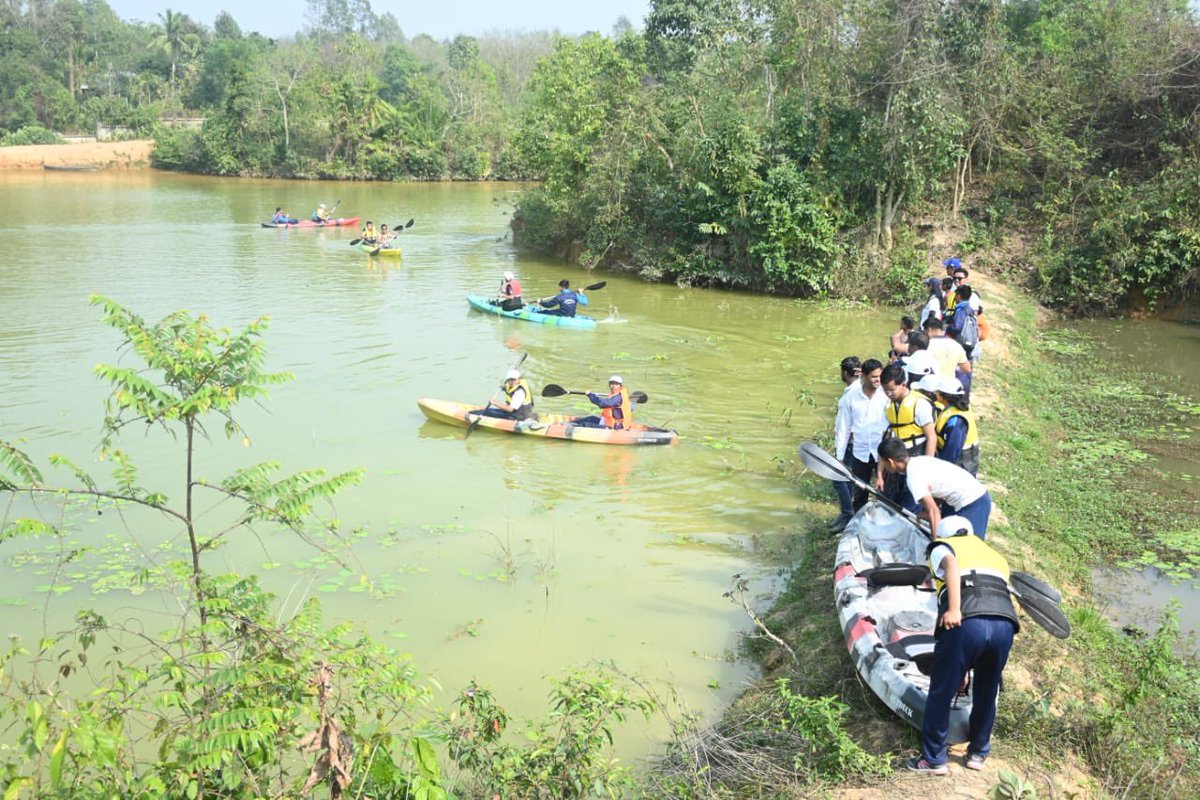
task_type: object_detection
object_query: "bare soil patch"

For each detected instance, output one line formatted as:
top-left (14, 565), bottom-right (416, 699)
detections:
top-left (0, 139), bottom-right (154, 170)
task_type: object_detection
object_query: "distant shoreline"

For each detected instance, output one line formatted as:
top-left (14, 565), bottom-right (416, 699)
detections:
top-left (0, 139), bottom-right (154, 170)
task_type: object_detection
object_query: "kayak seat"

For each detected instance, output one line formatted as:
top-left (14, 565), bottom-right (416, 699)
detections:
top-left (886, 635), bottom-right (936, 675)
top-left (859, 563), bottom-right (931, 588)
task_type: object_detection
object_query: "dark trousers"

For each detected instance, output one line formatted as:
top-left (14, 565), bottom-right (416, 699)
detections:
top-left (921, 615), bottom-right (1015, 765)
top-left (845, 453), bottom-right (877, 511)
top-left (472, 407), bottom-right (518, 420)
top-left (500, 298), bottom-right (523, 311)
top-left (941, 492), bottom-right (992, 540)
top-left (537, 307), bottom-right (574, 317)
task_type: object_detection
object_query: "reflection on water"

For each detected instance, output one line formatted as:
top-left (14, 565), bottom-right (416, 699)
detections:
top-left (0, 172), bottom-right (895, 756)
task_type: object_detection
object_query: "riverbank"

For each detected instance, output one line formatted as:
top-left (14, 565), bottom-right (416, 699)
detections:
top-left (0, 139), bottom-right (154, 170)
top-left (658, 260), bottom-right (1200, 798)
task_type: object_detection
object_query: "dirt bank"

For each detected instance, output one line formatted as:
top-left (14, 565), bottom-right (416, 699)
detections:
top-left (0, 140), bottom-right (154, 170)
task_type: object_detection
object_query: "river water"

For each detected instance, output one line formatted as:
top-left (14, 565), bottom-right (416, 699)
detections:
top-left (0, 170), bottom-right (896, 752)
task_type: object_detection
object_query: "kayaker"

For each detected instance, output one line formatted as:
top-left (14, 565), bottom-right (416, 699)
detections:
top-left (907, 514), bottom-right (1018, 775)
top-left (933, 376), bottom-right (980, 475)
top-left (272, 207), bottom-right (297, 224)
top-left (574, 376), bottom-right (632, 430)
top-left (312, 203), bottom-right (331, 223)
top-left (497, 271), bottom-right (523, 311)
top-left (829, 355), bottom-right (863, 531)
top-left (471, 369), bottom-right (535, 421)
top-left (360, 221), bottom-right (378, 245)
top-left (377, 224), bottom-right (395, 246)
top-left (834, 358), bottom-right (889, 512)
top-left (877, 438), bottom-right (993, 540)
top-left (536, 279), bottom-right (579, 317)
top-left (888, 316), bottom-right (915, 361)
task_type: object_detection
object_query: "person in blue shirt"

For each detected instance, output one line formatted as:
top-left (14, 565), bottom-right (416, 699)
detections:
top-left (272, 207), bottom-right (298, 224)
top-left (536, 279), bottom-right (580, 317)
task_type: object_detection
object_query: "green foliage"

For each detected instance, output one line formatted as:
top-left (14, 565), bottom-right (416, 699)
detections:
top-left (775, 681), bottom-right (890, 782)
top-left (1, 126), bottom-right (63, 146)
top-left (989, 769), bottom-right (1040, 800)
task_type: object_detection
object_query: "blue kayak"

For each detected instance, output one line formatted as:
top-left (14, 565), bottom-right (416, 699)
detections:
top-left (466, 295), bottom-right (598, 330)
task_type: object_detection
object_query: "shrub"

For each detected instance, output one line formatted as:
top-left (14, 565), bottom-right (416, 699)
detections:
top-left (1, 126), bottom-right (63, 146)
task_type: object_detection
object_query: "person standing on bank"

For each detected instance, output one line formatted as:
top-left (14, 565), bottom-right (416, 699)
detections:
top-left (877, 438), bottom-right (993, 540)
top-left (907, 515), bottom-right (1018, 775)
top-left (829, 356), bottom-right (863, 532)
top-left (933, 376), bottom-right (980, 475)
top-left (834, 358), bottom-right (889, 513)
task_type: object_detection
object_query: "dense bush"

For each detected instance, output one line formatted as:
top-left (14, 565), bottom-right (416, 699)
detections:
top-left (1, 126), bottom-right (63, 146)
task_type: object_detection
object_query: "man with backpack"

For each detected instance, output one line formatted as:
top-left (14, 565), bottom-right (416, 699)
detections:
top-left (947, 285), bottom-right (981, 358)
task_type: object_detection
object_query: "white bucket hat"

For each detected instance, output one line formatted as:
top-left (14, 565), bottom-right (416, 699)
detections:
top-left (608, 375), bottom-right (623, 384)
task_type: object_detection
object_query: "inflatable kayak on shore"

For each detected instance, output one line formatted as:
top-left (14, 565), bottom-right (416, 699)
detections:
top-left (466, 295), bottom-right (597, 330)
top-left (261, 217), bottom-right (361, 228)
top-left (834, 502), bottom-right (976, 743)
top-left (361, 243), bottom-right (401, 257)
top-left (417, 398), bottom-right (677, 445)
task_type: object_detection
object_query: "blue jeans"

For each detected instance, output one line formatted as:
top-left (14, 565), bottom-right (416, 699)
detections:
top-left (921, 615), bottom-right (1015, 765)
top-left (940, 492), bottom-right (992, 539)
top-left (834, 476), bottom-right (854, 517)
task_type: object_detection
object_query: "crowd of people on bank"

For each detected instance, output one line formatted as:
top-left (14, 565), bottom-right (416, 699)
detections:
top-left (829, 257), bottom-right (1023, 777)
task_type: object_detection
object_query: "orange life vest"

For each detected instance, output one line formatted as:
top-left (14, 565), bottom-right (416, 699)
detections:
top-left (601, 387), bottom-right (632, 430)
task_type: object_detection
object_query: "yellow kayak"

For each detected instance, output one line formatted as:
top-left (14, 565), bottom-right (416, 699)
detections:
top-left (417, 398), bottom-right (678, 445)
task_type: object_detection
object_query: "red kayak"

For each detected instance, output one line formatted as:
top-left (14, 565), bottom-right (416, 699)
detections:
top-left (261, 216), bottom-right (361, 229)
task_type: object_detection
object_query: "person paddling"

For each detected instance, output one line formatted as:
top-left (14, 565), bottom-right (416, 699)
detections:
top-left (360, 221), bottom-right (378, 246)
top-left (535, 279), bottom-right (580, 317)
top-left (312, 203), bottom-right (332, 224)
top-left (574, 376), bottom-right (633, 430)
top-left (273, 207), bottom-right (297, 224)
top-left (377, 224), bottom-right (395, 247)
top-left (471, 369), bottom-right (535, 421)
top-left (496, 271), bottom-right (523, 311)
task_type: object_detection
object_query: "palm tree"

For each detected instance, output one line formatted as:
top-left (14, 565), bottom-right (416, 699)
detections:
top-left (149, 9), bottom-right (197, 89)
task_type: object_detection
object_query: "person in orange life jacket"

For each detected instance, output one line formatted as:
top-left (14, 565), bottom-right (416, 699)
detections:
top-left (536, 279), bottom-right (579, 317)
top-left (273, 207), bottom-right (298, 224)
top-left (906, 515), bottom-right (1017, 775)
top-left (471, 369), bottom-right (535, 421)
top-left (877, 363), bottom-right (937, 511)
top-left (496, 271), bottom-right (523, 311)
top-left (360, 221), bottom-right (378, 245)
top-left (573, 376), bottom-right (633, 429)
top-left (877, 437), bottom-right (993, 540)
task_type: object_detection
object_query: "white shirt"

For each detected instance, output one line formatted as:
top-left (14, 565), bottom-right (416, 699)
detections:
top-left (927, 336), bottom-right (968, 379)
top-left (905, 455), bottom-right (987, 509)
top-left (508, 386), bottom-right (528, 408)
top-left (919, 295), bottom-right (942, 328)
top-left (835, 382), bottom-right (889, 462)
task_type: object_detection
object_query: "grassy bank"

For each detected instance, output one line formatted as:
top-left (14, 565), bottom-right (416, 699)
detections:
top-left (650, 277), bottom-right (1200, 798)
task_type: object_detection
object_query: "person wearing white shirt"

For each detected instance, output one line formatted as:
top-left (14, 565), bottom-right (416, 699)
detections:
top-left (919, 276), bottom-right (944, 329)
top-left (829, 356), bottom-right (863, 531)
top-left (877, 439), bottom-right (993, 539)
top-left (834, 358), bottom-right (889, 513)
top-left (925, 317), bottom-right (972, 389)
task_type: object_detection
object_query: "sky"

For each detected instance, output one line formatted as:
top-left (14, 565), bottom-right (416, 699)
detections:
top-left (105, 0), bottom-right (653, 40)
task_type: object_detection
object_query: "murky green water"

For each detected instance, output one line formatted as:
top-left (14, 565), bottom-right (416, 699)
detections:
top-left (0, 171), bottom-right (896, 753)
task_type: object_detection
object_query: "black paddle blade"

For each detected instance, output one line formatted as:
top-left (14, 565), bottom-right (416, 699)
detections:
top-left (1012, 587), bottom-right (1071, 639)
top-left (584, 281), bottom-right (607, 291)
top-left (541, 384), bottom-right (568, 397)
top-left (405, 218), bottom-right (414, 228)
top-left (349, 238), bottom-right (362, 246)
top-left (1011, 571), bottom-right (1062, 605)
top-left (630, 391), bottom-right (649, 404)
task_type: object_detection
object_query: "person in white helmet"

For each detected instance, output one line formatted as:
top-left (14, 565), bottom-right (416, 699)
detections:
top-left (471, 368), bottom-right (535, 421)
top-left (312, 203), bottom-right (331, 223)
top-left (573, 376), bottom-right (633, 430)
top-left (496, 271), bottom-right (523, 311)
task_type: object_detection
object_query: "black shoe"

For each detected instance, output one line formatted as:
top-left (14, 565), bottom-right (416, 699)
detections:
top-left (828, 513), bottom-right (852, 533)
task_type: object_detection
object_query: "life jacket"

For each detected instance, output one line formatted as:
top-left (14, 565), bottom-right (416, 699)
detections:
top-left (927, 534), bottom-right (1019, 630)
top-left (936, 406), bottom-right (980, 474)
top-left (886, 391), bottom-right (932, 452)
top-left (601, 387), bottom-right (632, 430)
top-left (501, 278), bottom-right (522, 298)
top-left (361, 226), bottom-right (377, 243)
top-left (503, 379), bottom-right (535, 421)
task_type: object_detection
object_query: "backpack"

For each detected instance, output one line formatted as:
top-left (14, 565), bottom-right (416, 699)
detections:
top-left (958, 307), bottom-right (980, 350)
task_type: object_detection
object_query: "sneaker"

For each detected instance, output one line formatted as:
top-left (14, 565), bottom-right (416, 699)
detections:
top-left (965, 753), bottom-right (987, 771)
top-left (905, 756), bottom-right (948, 775)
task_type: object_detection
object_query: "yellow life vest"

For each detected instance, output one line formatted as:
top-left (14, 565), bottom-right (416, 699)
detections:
top-left (886, 391), bottom-right (931, 450)
top-left (928, 534), bottom-right (1019, 628)
top-left (503, 379), bottom-right (535, 420)
top-left (935, 406), bottom-right (979, 450)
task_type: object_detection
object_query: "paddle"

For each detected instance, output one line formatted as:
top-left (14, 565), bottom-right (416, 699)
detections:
top-left (317, 199), bottom-right (341, 226)
top-left (798, 442), bottom-right (930, 534)
top-left (1010, 584), bottom-right (1071, 639)
top-left (541, 384), bottom-right (649, 404)
top-left (465, 352), bottom-right (528, 439)
top-left (1011, 571), bottom-right (1062, 605)
top-left (537, 281), bottom-right (607, 305)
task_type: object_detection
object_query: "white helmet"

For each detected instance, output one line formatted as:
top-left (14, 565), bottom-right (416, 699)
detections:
top-left (937, 376), bottom-right (966, 396)
top-left (608, 375), bottom-right (623, 384)
top-left (505, 369), bottom-right (521, 381)
top-left (937, 515), bottom-right (974, 538)
top-left (503, 271), bottom-right (515, 280)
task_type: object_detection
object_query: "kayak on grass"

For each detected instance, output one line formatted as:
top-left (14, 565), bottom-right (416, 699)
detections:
top-left (417, 398), bottom-right (677, 445)
top-left (361, 243), bottom-right (402, 257)
top-left (466, 295), bottom-right (597, 330)
top-left (834, 501), bottom-right (977, 743)
top-left (261, 217), bottom-right (361, 228)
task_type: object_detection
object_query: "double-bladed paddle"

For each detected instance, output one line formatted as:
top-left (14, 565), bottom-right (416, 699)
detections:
top-left (465, 352), bottom-right (528, 439)
top-left (536, 281), bottom-right (607, 305)
top-left (798, 442), bottom-right (931, 535)
top-left (351, 218), bottom-right (415, 247)
top-left (541, 384), bottom-right (649, 404)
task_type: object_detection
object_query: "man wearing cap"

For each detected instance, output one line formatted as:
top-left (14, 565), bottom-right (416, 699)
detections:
top-left (933, 375), bottom-right (980, 475)
top-left (907, 514), bottom-right (1017, 775)
top-left (574, 376), bottom-right (633, 430)
top-left (877, 437), bottom-right (993, 540)
top-left (898, 349), bottom-right (937, 392)
top-left (536, 279), bottom-right (580, 317)
top-left (497, 271), bottom-right (523, 311)
top-left (472, 369), bottom-right (535, 421)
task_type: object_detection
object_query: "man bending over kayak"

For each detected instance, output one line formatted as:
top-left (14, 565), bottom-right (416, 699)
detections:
top-left (573, 376), bottom-right (632, 430)
top-left (535, 279), bottom-right (580, 317)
